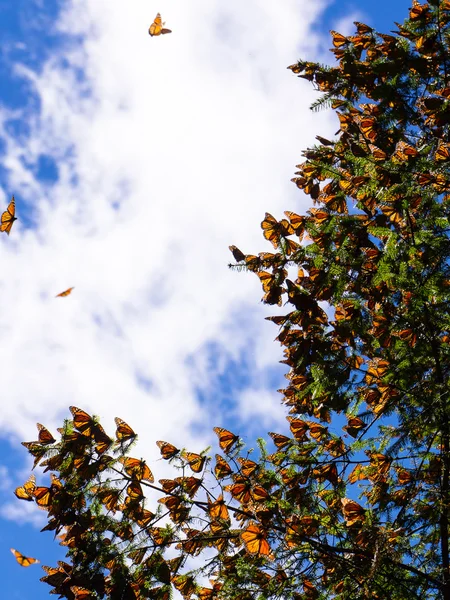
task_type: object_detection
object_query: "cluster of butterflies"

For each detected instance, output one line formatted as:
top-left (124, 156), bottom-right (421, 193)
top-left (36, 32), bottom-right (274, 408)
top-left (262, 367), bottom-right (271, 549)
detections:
top-left (12, 410), bottom-right (138, 568)
top-left (149, 13), bottom-right (171, 37)
top-left (1, 196), bottom-right (73, 297)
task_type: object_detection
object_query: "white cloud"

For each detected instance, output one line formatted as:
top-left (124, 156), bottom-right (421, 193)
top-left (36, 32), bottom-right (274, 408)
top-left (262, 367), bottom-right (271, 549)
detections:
top-left (0, 499), bottom-right (46, 528)
top-left (0, 0), bottom-right (337, 466)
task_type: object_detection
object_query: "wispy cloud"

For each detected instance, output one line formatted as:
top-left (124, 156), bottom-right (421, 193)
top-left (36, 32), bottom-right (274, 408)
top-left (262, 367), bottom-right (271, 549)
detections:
top-left (0, 0), bottom-right (336, 463)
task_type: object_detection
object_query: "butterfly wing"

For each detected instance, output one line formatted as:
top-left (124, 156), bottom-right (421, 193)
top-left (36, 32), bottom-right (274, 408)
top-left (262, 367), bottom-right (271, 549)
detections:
top-left (56, 287), bottom-right (74, 297)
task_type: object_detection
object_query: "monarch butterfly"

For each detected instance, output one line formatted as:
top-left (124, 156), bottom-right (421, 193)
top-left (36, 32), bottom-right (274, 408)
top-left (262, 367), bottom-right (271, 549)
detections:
top-left (11, 548), bottom-right (40, 567)
top-left (133, 507), bottom-right (154, 528)
top-left (114, 417), bottom-right (136, 442)
top-left (241, 523), bottom-right (273, 558)
top-left (284, 210), bottom-right (305, 237)
top-left (70, 588), bottom-right (93, 600)
top-left (226, 479), bottom-right (252, 505)
top-left (70, 406), bottom-right (95, 436)
top-left (213, 427), bottom-right (239, 454)
top-left (343, 416), bottom-right (366, 438)
top-left (36, 423), bottom-right (56, 445)
top-left (1, 196), bottom-right (17, 235)
top-left (56, 287), bottom-right (74, 298)
top-left (120, 456), bottom-right (154, 482)
top-left (306, 421), bottom-right (328, 442)
top-left (330, 30), bottom-right (349, 48)
top-left (435, 143), bottom-right (450, 162)
top-left (95, 487), bottom-right (121, 512)
top-left (257, 271), bottom-right (275, 293)
top-left (214, 454), bottom-right (232, 479)
top-left (149, 527), bottom-right (171, 546)
top-left (229, 245), bottom-right (246, 262)
top-left (128, 547), bottom-right (149, 565)
top-left (156, 440), bottom-right (179, 459)
top-left (126, 481), bottom-right (143, 501)
top-left (40, 564), bottom-right (67, 586)
top-left (238, 457), bottom-right (258, 477)
top-left (21, 441), bottom-right (47, 469)
top-left (359, 118), bottom-right (377, 141)
top-left (159, 496), bottom-right (188, 523)
top-left (159, 478), bottom-right (179, 493)
top-left (341, 498), bottom-right (366, 526)
top-left (175, 475), bottom-right (202, 497)
top-left (208, 494), bottom-right (229, 521)
top-left (92, 423), bottom-right (113, 454)
top-left (288, 418), bottom-right (309, 441)
top-left (14, 474), bottom-right (36, 501)
top-left (172, 576), bottom-right (196, 598)
top-left (261, 212), bottom-right (293, 248)
top-left (149, 13), bottom-right (172, 36)
top-left (268, 431), bottom-right (291, 449)
top-left (181, 451), bottom-right (206, 473)
top-left (197, 588), bottom-right (215, 600)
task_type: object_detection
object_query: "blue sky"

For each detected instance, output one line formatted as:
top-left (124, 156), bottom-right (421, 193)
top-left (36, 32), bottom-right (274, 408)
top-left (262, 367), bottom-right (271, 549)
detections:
top-left (0, 0), bottom-right (412, 597)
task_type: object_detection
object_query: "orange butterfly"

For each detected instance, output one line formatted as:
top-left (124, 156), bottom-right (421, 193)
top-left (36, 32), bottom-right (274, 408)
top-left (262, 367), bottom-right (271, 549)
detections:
top-left (149, 13), bottom-right (172, 37)
top-left (56, 287), bottom-right (74, 298)
top-left (114, 417), bottom-right (136, 442)
top-left (229, 245), bottom-right (246, 262)
top-left (1, 196), bottom-right (17, 235)
top-left (14, 474), bottom-right (36, 501)
top-left (70, 406), bottom-right (95, 436)
top-left (37, 423), bottom-right (56, 445)
top-left (156, 440), bottom-right (179, 459)
top-left (119, 457), bottom-right (154, 482)
top-left (175, 475), bottom-right (202, 497)
top-left (214, 454), bottom-right (232, 479)
top-left (241, 523), bottom-right (273, 558)
top-left (268, 431), bottom-right (291, 450)
top-left (208, 494), bottom-right (229, 521)
top-left (213, 427), bottom-right (239, 454)
top-left (11, 548), bottom-right (40, 567)
top-left (181, 451), bottom-right (206, 473)
top-left (70, 588), bottom-right (93, 600)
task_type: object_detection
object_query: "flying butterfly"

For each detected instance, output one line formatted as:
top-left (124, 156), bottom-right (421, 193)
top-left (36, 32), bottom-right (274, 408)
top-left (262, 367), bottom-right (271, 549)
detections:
top-left (149, 13), bottom-right (172, 37)
top-left (56, 287), bottom-right (74, 298)
top-left (11, 548), bottom-right (40, 567)
top-left (14, 474), bottom-right (36, 501)
top-left (1, 196), bottom-right (17, 235)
